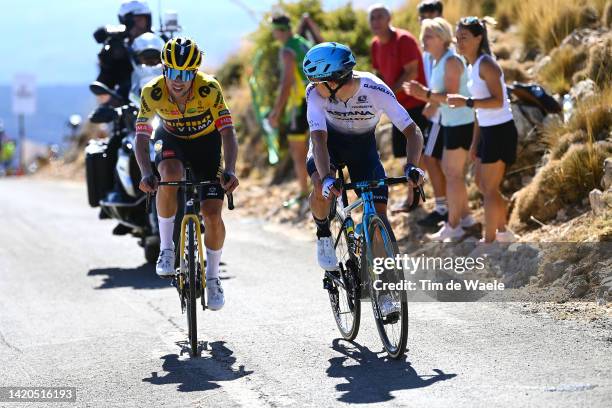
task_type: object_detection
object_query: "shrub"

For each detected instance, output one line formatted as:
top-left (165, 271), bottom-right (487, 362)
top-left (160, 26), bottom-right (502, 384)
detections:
top-left (544, 86), bottom-right (612, 158)
top-left (583, 34), bottom-right (612, 89)
top-left (537, 45), bottom-right (588, 94)
top-left (511, 140), bottom-right (612, 226)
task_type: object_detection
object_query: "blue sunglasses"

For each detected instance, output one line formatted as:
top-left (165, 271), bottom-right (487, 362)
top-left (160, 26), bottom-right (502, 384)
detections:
top-left (164, 67), bottom-right (197, 82)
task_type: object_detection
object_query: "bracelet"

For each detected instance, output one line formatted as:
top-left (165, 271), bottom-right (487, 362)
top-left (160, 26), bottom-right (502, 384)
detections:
top-left (466, 97), bottom-right (475, 108)
top-left (426, 89), bottom-right (432, 100)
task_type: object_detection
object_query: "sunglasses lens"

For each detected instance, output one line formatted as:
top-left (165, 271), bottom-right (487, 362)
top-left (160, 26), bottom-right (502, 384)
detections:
top-left (165, 68), bottom-right (196, 81)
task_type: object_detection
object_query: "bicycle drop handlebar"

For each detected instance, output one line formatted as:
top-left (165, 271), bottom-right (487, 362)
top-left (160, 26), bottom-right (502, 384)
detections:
top-left (340, 172), bottom-right (425, 211)
top-left (146, 178), bottom-right (235, 212)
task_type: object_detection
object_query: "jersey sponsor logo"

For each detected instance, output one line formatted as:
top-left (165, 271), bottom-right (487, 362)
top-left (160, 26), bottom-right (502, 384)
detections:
top-left (164, 109), bottom-right (214, 136)
top-left (357, 95), bottom-right (367, 103)
top-left (136, 117), bottom-right (148, 123)
top-left (214, 91), bottom-right (222, 106)
top-left (141, 98), bottom-right (151, 113)
top-left (162, 149), bottom-right (176, 159)
top-left (151, 85), bottom-right (163, 101)
top-left (136, 123), bottom-right (153, 134)
top-left (363, 83), bottom-right (394, 97)
top-left (327, 110), bottom-right (375, 117)
top-left (187, 108), bottom-right (197, 114)
top-left (308, 120), bottom-right (321, 128)
top-left (198, 86), bottom-right (211, 98)
top-left (218, 109), bottom-right (230, 117)
top-left (215, 116), bottom-right (233, 129)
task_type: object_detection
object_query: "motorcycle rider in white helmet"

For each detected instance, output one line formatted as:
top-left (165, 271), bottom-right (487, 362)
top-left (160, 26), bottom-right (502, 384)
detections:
top-left (129, 32), bottom-right (165, 107)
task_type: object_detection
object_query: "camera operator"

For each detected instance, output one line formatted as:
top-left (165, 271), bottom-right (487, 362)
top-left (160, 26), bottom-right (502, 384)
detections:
top-left (93, 0), bottom-right (153, 102)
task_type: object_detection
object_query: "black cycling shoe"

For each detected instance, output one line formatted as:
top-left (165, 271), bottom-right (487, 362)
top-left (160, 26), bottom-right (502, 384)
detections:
top-left (417, 210), bottom-right (448, 227)
top-left (112, 223), bottom-right (132, 236)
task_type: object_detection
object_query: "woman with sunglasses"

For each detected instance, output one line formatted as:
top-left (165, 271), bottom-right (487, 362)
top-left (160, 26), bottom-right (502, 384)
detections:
top-left (447, 17), bottom-right (518, 243)
top-left (134, 37), bottom-right (239, 311)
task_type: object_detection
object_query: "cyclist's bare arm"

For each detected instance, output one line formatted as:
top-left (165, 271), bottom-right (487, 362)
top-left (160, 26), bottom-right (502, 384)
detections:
top-left (135, 132), bottom-right (153, 177)
top-left (220, 126), bottom-right (239, 193)
top-left (311, 130), bottom-right (331, 179)
top-left (401, 122), bottom-right (423, 168)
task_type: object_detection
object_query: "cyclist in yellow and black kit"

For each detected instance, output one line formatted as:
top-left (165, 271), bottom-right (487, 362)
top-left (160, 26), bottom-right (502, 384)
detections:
top-left (134, 37), bottom-right (239, 311)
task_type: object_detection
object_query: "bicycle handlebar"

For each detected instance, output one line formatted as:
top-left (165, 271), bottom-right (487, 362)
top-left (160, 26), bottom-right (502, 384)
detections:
top-left (146, 179), bottom-right (235, 212)
top-left (342, 175), bottom-right (425, 211)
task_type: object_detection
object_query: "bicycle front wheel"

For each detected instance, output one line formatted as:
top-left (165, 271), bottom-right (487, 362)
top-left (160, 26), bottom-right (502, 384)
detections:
top-left (363, 215), bottom-right (408, 359)
top-left (328, 207), bottom-right (361, 340)
top-left (186, 219), bottom-right (198, 356)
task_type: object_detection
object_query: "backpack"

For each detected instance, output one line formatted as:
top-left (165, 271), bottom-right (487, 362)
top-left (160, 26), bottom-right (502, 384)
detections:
top-left (508, 82), bottom-right (562, 114)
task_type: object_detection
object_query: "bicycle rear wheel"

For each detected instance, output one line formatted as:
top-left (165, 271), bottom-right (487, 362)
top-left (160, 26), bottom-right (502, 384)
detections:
top-left (364, 215), bottom-right (408, 359)
top-left (327, 206), bottom-right (361, 340)
top-left (186, 219), bottom-right (198, 356)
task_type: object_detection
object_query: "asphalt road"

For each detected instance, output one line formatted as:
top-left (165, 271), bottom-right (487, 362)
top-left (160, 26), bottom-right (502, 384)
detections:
top-left (0, 178), bottom-right (611, 407)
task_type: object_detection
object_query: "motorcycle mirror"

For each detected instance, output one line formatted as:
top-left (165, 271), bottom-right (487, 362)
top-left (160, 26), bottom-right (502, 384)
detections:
top-left (89, 81), bottom-right (124, 102)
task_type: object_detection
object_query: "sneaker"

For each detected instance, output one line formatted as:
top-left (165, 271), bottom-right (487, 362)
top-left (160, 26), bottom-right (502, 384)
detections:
top-left (317, 236), bottom-right (339, 270)
top-left (496, 230), bottom-right (517, 243)
top-left (378, 294), bottom-right (400, 317)
top-left (427, 222), bottom-right (466, 242)
top-left (156, 249), bottom-right (175, 277)
top-left (207, 278), bottom-right (225, 311)
top-left (417, 210), bottom-right (448, 227)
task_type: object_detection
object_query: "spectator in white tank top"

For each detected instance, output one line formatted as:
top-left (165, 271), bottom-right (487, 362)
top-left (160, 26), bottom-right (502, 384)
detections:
top-left (447, 16), bottom-right (519, 243)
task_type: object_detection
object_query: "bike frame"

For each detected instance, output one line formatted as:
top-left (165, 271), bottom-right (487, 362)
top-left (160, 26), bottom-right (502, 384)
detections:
top-left (178, 202), bottom-right (206, 291)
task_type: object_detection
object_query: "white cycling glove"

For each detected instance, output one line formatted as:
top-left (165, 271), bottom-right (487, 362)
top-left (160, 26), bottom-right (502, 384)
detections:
top-left (404, 163), bottom-right (426, 183)
top-left (321, 176), bottom-right (337, 199)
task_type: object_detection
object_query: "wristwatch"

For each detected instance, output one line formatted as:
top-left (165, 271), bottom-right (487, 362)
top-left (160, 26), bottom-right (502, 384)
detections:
top-left (466, 97), bottom-right (475, 108)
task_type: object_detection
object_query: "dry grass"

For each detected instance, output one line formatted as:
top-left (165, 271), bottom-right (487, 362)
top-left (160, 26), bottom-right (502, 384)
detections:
top-left (544, 86), bottom-right (612, 159)
top-left (538, 45), bottom-right (588, 94)
top-left (518, 0), bottom-right (600, 53)
top-left (605, 0), bottom-right (612, 27)
top-left (581, 33), bottom-right (612, 89)
top-left (511, 140), bottom-right (612, 226)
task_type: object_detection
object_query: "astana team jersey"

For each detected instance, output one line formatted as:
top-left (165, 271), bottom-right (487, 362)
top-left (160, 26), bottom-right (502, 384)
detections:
top-left (306, 71), bottom-right (414, 135)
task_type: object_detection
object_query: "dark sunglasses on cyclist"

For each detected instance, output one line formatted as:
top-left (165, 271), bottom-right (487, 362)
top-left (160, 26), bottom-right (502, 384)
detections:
top-left (164, 67), bottom-right (197, 82)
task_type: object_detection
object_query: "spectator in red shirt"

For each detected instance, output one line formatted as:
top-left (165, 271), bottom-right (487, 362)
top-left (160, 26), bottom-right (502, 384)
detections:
top-left (369, 3), bottom-right (429, 213)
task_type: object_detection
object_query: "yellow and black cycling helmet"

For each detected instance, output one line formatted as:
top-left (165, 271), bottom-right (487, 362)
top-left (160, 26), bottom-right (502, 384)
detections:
top-left (161, 37), bottom-right (203, 70)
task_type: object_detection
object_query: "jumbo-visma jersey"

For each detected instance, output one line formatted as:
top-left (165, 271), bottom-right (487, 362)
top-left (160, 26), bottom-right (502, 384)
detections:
top-left (136, 72), bottom-right (233, 139)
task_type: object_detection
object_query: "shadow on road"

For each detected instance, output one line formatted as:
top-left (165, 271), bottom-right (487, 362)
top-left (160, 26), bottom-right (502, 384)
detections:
top-left (142, 341), bottom-right (253, 392)
top-left (87, 263), bottom-right (170, 290)
top-left (88, 262), bottom-right (235, 290)
top-left (327, 339), bottom-right (456, 403)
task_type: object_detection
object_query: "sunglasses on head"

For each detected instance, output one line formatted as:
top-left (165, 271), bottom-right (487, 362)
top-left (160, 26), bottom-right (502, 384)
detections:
top-left (460, 16), bottom-right (481, 25)
top-left (164, 67), bottom-right (196, 82)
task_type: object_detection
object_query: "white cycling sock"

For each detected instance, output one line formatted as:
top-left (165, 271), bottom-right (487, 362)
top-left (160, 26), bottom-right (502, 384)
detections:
top-left (158, 215), bottom-right (175, 251)
top-left (434, 197), bottom-right (448, 215)
top-left (206, 247), bottom-right (222, 280)
top-left (461, 214), bottom-right (477, 228)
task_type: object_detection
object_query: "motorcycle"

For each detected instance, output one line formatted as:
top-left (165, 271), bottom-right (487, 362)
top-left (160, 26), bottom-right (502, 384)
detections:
top-left (85, 81), bottom-right (160, 263)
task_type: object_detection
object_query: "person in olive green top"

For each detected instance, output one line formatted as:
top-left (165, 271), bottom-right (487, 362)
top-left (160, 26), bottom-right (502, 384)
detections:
top-left (268, 14), bottom-right (322, 207)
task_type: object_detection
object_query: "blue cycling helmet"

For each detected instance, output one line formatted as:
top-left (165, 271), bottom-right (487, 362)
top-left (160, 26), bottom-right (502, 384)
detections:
top-left (302, 42), bottom-right (356, 82)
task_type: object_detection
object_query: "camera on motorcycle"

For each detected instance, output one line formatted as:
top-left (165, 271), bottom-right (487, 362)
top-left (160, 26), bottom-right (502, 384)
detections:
top-left (162, 10), bottom-right (180, 33)
top-left (93, 24), bottom-right (128, 44)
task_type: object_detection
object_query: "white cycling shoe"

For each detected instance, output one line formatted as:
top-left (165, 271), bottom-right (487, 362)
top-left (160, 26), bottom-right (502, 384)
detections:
top-left (317, 236), bottom-right (339, 270)
top-left (207, 278), bottom-right (225, 311)
top-left (156, 249), bottom-right (175, 277)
